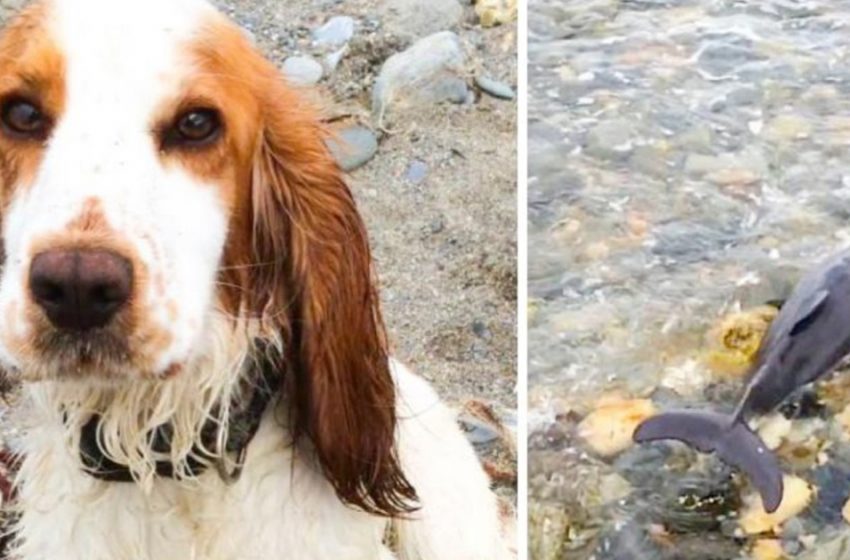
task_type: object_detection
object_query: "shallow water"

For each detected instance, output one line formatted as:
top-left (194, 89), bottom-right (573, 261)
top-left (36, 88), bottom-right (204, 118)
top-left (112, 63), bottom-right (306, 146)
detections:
top-left (529, 1), bottom-right (850, 558)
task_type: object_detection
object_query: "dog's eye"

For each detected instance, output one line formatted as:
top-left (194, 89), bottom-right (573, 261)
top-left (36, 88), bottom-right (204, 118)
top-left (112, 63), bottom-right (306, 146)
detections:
top-left (1, 98), bottom-right (48, 139)
top-left (168, 109), bottom-right (221, 147)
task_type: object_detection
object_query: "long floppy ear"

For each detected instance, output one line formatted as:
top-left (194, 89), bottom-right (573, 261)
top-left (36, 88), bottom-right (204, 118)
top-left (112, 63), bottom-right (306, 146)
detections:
top-left (249, 76), bottom-right (417, 516)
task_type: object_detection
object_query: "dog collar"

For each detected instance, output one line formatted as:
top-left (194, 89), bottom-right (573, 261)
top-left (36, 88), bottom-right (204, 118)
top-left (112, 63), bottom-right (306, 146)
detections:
top-left (78, 354), bottom-right (280, 484)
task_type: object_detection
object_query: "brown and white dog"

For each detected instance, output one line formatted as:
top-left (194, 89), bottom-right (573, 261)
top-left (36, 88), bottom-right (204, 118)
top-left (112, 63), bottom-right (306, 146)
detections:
top-left (0, 1), bottom-right (514, 558)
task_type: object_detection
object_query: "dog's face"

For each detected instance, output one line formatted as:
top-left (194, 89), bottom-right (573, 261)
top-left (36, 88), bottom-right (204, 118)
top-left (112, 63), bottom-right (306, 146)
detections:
top-left (0, 0), bottom-right (417, 516)
top-left (0, 0), bottom-right (266, 379)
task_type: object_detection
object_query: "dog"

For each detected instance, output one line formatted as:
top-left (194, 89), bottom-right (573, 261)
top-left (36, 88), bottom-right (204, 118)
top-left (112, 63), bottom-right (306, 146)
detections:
top-left (0, 1), bottom-right (514, 558)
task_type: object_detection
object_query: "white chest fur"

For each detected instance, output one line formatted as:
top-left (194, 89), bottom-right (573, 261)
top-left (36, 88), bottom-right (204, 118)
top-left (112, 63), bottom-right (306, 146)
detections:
top-left (10, 363), bottom-right (512, 560)
top-left (14, 405), bottom-right (390, 560)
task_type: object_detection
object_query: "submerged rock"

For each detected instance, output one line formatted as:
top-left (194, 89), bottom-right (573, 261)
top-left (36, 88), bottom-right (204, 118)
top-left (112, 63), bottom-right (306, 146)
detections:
top-left (750, 539), bottom-right (785, 560)
top-left (703, 305), bottom-right (778, 380)
top-left (528, 501), bottom-right (571, 560)
top-left (809, 463), bottom-right (850, 526)
top-left (591, 521), bottom-right (662, 559)
top-left (696, 39), bottom-right (767, 80)
top-left (739, 475), bottom-right (814, 535)
top-left (584, 119), bottom-right (637, 161)
top-left (755, 413), bottom-right (793, 451)
top-left (577, 397), bottom-right (656, 458)
top-left (653, 471), bottom-right (742, 534)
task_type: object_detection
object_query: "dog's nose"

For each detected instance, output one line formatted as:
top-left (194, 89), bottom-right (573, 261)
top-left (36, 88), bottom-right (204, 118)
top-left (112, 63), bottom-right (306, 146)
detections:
top-left (29, 249), bottom-right (132, 332)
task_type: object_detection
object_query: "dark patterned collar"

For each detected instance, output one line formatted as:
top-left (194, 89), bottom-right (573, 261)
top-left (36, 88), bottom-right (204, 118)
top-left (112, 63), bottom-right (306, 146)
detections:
top-left (79, 353), bottom-right (280, 484)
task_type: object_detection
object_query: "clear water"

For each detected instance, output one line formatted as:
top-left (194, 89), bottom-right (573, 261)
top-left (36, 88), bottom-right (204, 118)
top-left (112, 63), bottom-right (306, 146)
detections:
top-left (529, 1), bottom-right (850, 558)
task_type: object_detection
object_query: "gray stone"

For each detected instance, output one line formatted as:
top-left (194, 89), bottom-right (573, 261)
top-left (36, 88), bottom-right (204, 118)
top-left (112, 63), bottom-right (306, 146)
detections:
top-left (372, 31), bottom-right (468, 125)
top-left (675, 125), bottom-right (714, 153)
top-left (406, 159), bottom-right (429, 184)
top-left (631, 145), bottom-right (669, 178)
top-left (584, 119), bottom-right (636, 161)
top-left (429, 217), bottom-right (445, 234)
top-left (471, 319), bottom-right (491, 339)
top-left (754, 0), bottom-right (823, 19)
top-left (696, 41), bottom-right (766, 79)
top-left (380, 0), bottom-right (464, 40)
top-left (474, 75), bottom-right (515, 100)
top-left (457, 414), bottom-right (500, 445)
top-left (312, 16), bottom-right (355, 47)
top-left (726, 85), bottom-right (761, 106)
top-left (530, 0), bottom-right (618, 40)
top-left (683, 150), bottom-right (767, 178)
top-left (708, 96), bottom-right (727, 112)
top-left (326, 126), bottom-right (379, 172)
top-left (282, 56), bottom-right (323, 85)
top-left (324, 47), bottom-right (348, 73)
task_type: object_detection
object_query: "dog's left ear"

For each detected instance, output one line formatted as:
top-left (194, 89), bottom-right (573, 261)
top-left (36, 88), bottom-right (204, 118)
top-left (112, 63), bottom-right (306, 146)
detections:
top-left (246, 67), bottom-right (417, 516)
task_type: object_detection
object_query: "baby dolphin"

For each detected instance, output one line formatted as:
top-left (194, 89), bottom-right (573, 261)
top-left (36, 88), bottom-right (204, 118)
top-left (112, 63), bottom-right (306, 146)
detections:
top-left (634, 248), bottom-right (850, 513)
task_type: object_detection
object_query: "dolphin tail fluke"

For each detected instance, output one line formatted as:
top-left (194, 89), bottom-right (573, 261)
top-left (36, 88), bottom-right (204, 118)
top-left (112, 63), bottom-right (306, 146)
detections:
top-left (633, 410), bottom-right (784, 513)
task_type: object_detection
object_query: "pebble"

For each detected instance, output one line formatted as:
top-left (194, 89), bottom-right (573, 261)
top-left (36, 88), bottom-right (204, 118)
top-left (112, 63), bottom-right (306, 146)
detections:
top-left (406, 159), bottom-right (429, 184)
top-left (763, 114), bottom-right (812, 142)
top-left (577, 396), bottom-right (655, 458)
top-left (471, 319), bottom-right (491, 339)
top-left (429, 217), bottom-right (445, 234)
top-left (755, 413), bottom-right (792, 450)
top-left (704, 305), bottom-right (777, 379)
top-left (837, 404), bottom-right (850, 437)
top-left (599, 473), bottom-right (632, 504)
top-left (474, 75), bottom-right (516, 100)
top-left (800, 533), bottom-right (850, 559)
top-left (706, 168), bottom-right (762, 190)
top-left (282, 56), bottom-right (323, 85)
top-left (739, 475), bottom-right (814, 535)
top-left (630, 144), bottom-right (669, 178)
top-left (582, 241), bottom-right (610, 261)
top-left (808, 463), bottom-right (850, 524)
top-left (325, 126), bottom-right (379, 172)
top-left (312, 16), bottom-right (355, 47)
top-left (584, 119), bottom-right (636, 161)
top-left (727, 85), bottom-right (762, 106)
top-left (660, 358), bottom-right (708, 397)
top-left (532, 0), bottom-right (618, 40)
top-left (372, 31), bottom-right (468, 125)
top-left (750, 539), bottom-right (785, 560)
top-left (684, 151), bottom-right (766, 179)
top-left (675, 125), bottom-right (713, 153)
top-left (529, 503), bottom-right (570, 560)
top-left (696, 40), bottom-right (767, 80)
top-left (475, 0), bottom-right (517, 27)
top-left (457, 414), bottom-right (501, 445)
top-left (708, 96), bottom-right (727, 112)
top-left (323, 47), bottom-right (348, 73)
top-left (842, 495), bottom-right (850, 525)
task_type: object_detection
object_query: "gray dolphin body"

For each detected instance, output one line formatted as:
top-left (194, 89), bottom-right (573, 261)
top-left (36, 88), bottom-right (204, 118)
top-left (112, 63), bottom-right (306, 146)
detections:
top-left (634, 249), bottom-right (850, 512)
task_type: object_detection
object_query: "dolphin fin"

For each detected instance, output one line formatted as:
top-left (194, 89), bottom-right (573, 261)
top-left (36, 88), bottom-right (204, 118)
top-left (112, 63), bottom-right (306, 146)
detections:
top-left (789, 288), bottom-right (829, 336)
top-left (633, 410), bottom-right (784, 513)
